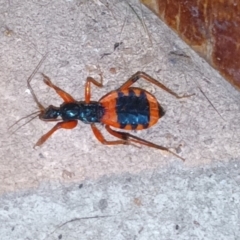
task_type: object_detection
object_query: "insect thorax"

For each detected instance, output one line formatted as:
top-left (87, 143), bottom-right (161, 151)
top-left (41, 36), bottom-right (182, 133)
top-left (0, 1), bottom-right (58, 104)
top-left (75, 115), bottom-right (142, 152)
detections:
top-left (60, 102), bottom-right (105, 123)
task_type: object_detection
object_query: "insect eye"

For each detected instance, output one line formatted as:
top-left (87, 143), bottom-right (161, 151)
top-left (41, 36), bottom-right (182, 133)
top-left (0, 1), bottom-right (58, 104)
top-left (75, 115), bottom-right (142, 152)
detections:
top-left (42, 106), bottom-right (59, 119)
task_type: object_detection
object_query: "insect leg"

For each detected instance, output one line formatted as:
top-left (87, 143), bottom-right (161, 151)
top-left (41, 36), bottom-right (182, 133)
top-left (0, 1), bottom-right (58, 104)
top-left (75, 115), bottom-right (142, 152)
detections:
top-left (85, 72), bottom-right (103, 103)
top-left (105, 125), bottom-right (185, 161)
top-left (41, 73), bottom-right (75, 103)
top-left (90, 124), bottom-right (129, 145)
top-left (118, 71), bottom-right (193, 99)
top-left (34, 120), bottom-right (78, 147)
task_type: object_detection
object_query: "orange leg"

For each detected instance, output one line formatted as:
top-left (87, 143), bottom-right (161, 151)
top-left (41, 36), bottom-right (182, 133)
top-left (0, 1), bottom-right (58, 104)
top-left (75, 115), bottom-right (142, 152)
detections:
top-left (85, 73), bottom-right (103, 103)
top-left (34, 120), bottom-right (78, 147)
top-left (91, 124), bottom-right (129, 145)
top-left (41, 73), bottom-right (75, 103)
top-left (105, 125), bottom-right (185, 161)
top-left (118, 71), bottom-right (193, 99)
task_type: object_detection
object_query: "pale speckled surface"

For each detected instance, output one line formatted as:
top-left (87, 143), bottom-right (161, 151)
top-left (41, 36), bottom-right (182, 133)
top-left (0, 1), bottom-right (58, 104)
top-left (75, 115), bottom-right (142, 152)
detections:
top-left (1, 162), bottom-right (240, 240)
top-left (0, 0), bottom-right (240, 239)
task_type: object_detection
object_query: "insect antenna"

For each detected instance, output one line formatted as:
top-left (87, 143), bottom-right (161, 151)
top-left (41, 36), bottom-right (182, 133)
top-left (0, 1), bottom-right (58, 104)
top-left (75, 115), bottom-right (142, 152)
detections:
top-left (27, 53), bottom-right (48, 111)
top-left (8, 111), bottom-right (41, 134)
top-left (9, 53), bottom-right (48, 134)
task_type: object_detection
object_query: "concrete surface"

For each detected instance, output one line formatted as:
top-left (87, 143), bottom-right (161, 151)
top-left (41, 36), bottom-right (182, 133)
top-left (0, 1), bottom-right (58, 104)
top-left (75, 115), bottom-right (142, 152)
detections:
top-left (0, 0), bottom-right (240, 239)
top-left (1, 162), bottom-right (240, 240)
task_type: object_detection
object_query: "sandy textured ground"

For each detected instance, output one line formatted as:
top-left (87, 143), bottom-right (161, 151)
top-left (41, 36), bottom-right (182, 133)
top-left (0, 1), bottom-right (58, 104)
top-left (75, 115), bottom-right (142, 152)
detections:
top-left (0, 0), bottom-right (239, 239)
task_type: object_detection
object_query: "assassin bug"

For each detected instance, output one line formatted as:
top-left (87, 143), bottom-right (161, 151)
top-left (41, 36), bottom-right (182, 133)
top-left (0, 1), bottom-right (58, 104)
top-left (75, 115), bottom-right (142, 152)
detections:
top-left (11, 54), bottom-right (192, 161)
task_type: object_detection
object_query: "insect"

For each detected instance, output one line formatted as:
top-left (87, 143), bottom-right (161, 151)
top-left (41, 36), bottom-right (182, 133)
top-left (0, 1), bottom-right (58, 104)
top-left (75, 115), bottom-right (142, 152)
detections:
top-left (11, 54), bottom-right (192, 161)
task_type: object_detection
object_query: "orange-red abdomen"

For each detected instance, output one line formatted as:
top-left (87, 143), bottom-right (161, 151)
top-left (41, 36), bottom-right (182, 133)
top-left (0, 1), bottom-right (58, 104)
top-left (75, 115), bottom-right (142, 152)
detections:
top-left (99, 87), bottom-right (164, 130)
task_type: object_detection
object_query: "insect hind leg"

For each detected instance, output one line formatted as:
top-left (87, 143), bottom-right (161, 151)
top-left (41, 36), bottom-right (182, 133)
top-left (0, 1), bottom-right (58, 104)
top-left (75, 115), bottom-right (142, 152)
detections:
top-left (118, 71), bottom-right (193, 99)
top-left (105, 125), bottom-right (185, 161)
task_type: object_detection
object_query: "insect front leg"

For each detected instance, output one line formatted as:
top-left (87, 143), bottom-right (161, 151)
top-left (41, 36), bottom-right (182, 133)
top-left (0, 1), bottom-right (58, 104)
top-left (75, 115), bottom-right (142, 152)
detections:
top-left (34, 120), bottom-right (78, 147)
